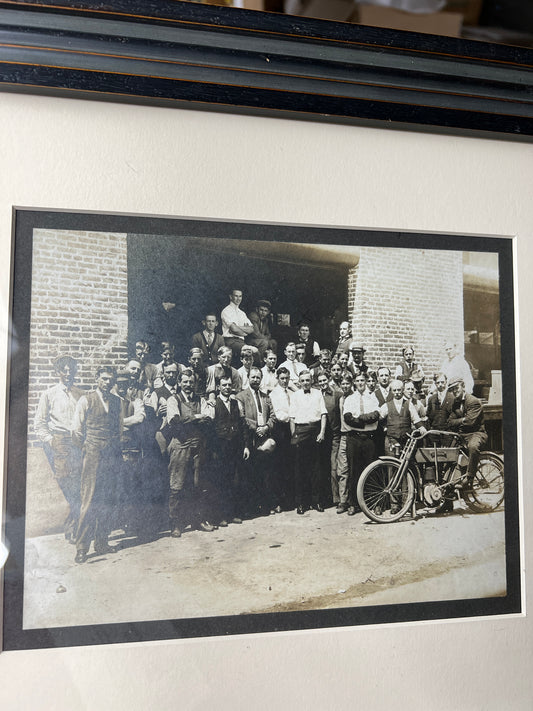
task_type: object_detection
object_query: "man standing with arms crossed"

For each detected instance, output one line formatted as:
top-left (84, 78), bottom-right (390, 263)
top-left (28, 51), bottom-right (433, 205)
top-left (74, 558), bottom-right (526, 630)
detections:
top-left (221, 288), bottom-right (255, 365)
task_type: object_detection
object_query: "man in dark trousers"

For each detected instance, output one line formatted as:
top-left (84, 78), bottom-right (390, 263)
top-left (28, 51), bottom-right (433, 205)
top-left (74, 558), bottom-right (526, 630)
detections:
top-left (426, 372), bottom-right (454, 431)
top-left (34, 355), bottom-right (83, 544)
top-left (166, 369), bottom-right (215, 537)
top-left (71, 365), bottom-right (122, 563)
top-left (191, 313), bottom-right (225, 367)
top-left (446, 376), bottom-right (488, 482)
top-left (289, 370), bottom-right (327, 514)
top-left (236, 366), bottom-right (277, 516)
top-left (211, 375), bottom-right (250, 526)
top-left (247, 298), bottom-right (277, 362)
top-left (316, 371), bottom-right (342, 507)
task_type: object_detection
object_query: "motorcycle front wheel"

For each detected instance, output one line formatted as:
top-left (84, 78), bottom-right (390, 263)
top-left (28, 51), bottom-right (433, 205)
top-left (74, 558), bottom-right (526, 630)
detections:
top-left (463, 452), bottom-right (505, 513)
top-left (357, 461), bottom-right (416, 523)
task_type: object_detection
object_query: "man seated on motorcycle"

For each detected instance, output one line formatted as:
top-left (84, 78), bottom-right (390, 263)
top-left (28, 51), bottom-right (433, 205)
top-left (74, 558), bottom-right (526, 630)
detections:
top-left (445, 377), bottom-right (488, 485)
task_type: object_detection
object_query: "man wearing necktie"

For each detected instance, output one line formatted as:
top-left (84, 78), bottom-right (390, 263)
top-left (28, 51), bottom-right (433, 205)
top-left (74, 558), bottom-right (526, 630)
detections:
top-left (236, 367), bottom-right (277, 516)
top-left (426, 372), bottom-right (454, 431)
top-left (289, 370), bottom-right (327, 514)
top-left (191, 313), bottom-right (226, 367)
top-left (212, 375), bottom-right (250, 526)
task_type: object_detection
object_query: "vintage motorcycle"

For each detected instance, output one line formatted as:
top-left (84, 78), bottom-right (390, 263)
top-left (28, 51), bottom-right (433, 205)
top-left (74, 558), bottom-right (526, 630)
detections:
top-left (356, 429), bottom-right (504, 523)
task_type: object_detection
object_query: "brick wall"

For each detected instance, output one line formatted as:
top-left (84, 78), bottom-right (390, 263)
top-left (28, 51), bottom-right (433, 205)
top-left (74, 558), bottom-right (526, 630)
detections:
top-left (28, 229), bottom-right (128, 443)
top-left (348, 246), bottom-right (464, 377)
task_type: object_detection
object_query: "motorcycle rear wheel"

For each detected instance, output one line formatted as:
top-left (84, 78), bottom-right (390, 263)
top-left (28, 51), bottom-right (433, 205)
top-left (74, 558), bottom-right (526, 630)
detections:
top-left (357, 461), bottom-right (416, 523)
top-left (463, 452), bottom-right (504, 513)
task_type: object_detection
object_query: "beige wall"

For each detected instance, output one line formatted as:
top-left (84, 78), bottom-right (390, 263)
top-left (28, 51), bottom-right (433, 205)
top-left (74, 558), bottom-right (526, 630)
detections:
top-left (0, 93), bottom-right (531, 709)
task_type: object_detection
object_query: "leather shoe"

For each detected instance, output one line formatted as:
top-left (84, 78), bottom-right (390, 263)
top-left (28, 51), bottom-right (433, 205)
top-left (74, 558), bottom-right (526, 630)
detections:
top-left (231, 517), bottom-right (243, 524)
top-left (170, 528), bottom-right (181, 538)
top-left (336, 503), bottom-right (347, 514)
top-left (219, 520), bottom-right (228, 527)
top-left (199, 521), bottom-right (216, 532)
top-left (313, 503), bottom-right (324, 512)
top-left (74, 550), bottom-right (87, 564)
top-left (347, 506), bottom-right (356, 516)
top-left (94, 543), bottom-right (117, 555)
top-left (296, 505), bottom-right (305, 515)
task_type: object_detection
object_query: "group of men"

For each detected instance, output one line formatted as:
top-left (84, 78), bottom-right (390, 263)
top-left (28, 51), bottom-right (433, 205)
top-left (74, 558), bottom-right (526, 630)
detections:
top-left (34, 288), bottom-right (486, 563)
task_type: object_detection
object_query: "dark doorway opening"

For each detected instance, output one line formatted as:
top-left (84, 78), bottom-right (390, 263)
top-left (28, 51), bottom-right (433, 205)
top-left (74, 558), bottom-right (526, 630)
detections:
top-left (127, 233), bottom-right (349, 365)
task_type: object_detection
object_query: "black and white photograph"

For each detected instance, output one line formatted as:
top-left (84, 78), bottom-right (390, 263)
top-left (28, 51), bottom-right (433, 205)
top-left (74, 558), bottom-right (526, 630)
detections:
top-left (3, 210), bottom-right (520, 649)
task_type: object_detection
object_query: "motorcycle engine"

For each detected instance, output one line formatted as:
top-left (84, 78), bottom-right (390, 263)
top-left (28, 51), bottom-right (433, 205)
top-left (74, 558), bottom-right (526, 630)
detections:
top-left (423, 483), bottom-right (443, 506)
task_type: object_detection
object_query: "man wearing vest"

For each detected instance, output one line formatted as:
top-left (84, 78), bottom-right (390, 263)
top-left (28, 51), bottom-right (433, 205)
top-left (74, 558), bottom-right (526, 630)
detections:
top-left (379, 379), bottom-right (426, 456)
top-left (166, 368), bottom-right (215, 538)
top-left (211, 375), bottom-right (250, 526)
top-left (236, 367), bottom-right (277, 516)
top-left (72, 365), bottom-right (122, 564)
top-left (379, 379), bottom-right (426, 514)
top-left (289, 370), bottom-right (327, 514)
top-left (191, 313), bottom-right (225, 367)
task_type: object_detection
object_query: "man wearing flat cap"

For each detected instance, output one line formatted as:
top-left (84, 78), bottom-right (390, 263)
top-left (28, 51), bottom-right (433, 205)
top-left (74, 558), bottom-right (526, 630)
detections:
top-left (34, 355), bottom-right (84, 544)
top-left (247, 298), bottom-right (277, 361)
top-left (347, 342), bottom-right (369, 378)
top-left (446, 377), bottom-right (488, 483)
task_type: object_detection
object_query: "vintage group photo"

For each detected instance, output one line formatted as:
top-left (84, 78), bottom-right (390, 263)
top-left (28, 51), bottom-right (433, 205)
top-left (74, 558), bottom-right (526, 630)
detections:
top-left (3, 212), bottom-right (519, 648)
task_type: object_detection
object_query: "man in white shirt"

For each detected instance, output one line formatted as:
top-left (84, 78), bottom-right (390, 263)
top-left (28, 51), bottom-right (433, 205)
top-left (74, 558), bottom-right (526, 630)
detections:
top-left (343, 372), bottom-right (380, 515)
top-left (440, 341), bottom-right (474, 394)
top-left (289, 370), bottom-right (327, 514)
top-left (237, 344), bottom-right (254, 391)
top-left (378, 379), bottom-right (426, 457)
top-left (34, 355), bottom-right (83, 544)
top-left (270, 366), bottom-right (293, 509)
top-left (279, 342), bottom-right (306, 391)
top-left (221, 289), bottom-right (254, 365)
top-left (260, 348), bottom-right (278, 395)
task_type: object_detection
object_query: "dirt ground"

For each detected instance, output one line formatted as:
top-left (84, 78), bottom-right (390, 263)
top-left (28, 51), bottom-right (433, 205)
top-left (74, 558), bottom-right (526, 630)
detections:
top-left (20, 448), bottom-right (506, 630)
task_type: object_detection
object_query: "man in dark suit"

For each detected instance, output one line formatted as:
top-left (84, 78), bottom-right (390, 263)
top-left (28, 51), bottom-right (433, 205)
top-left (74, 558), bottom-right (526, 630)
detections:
top-left (426, 372), bottom-right (454, 431)
top-left (446, 377), bottom-right (488, 481)
top-left (191, 313), bottom-right (226, 367)
top-left (211, 375), bottom-right (250, 526)
top-left (236, 367), bottom-right (277, 516)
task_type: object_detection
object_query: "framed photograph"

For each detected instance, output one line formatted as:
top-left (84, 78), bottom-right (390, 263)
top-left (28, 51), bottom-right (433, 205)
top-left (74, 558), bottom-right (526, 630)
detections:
top-left (0, 1), bottom-right (531, 709)
top-left (3, 208), bottom-right (520, 650)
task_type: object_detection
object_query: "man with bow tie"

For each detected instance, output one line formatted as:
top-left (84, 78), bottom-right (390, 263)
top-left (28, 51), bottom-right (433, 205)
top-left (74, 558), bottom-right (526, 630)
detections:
top-left (289, 370), bottom-right (327, 514)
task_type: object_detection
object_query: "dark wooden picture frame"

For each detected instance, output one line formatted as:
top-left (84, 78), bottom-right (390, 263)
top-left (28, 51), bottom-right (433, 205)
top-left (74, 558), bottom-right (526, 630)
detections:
top-left (0, 0), bottom-right (532, 139)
